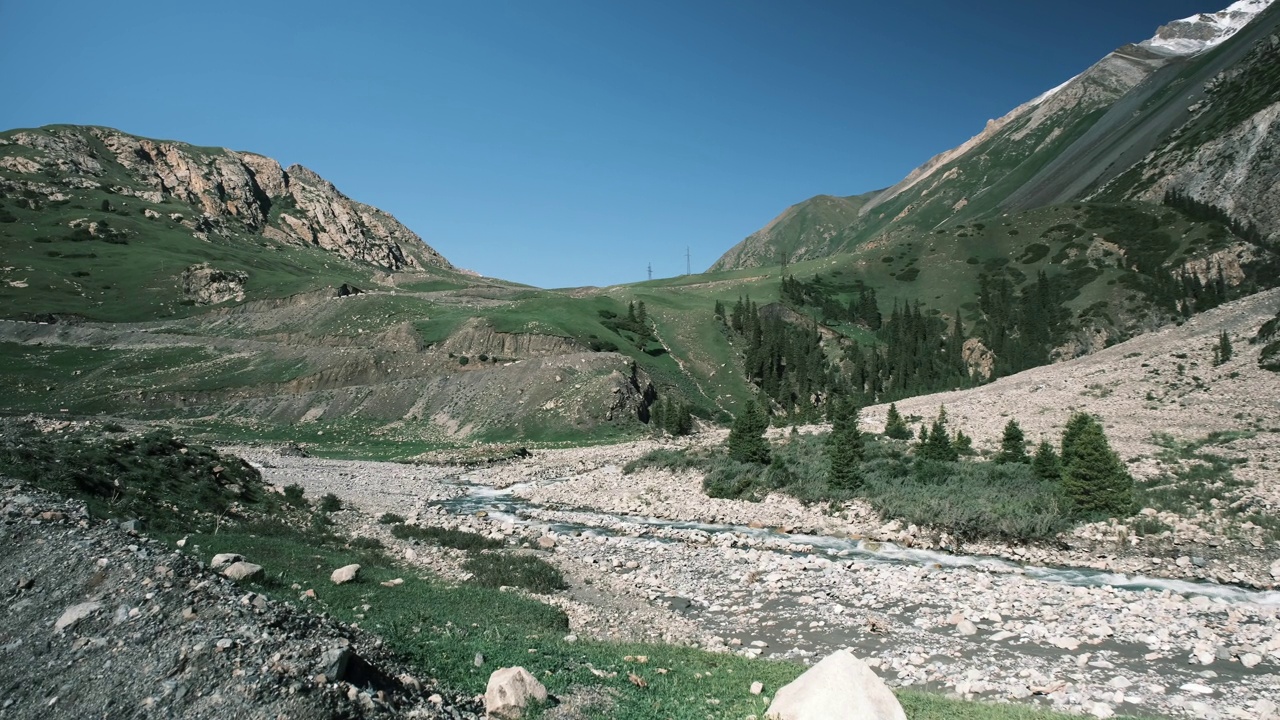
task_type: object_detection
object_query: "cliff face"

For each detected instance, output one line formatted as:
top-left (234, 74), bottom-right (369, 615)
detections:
top-left (0, 125), bottom-right (452, 272)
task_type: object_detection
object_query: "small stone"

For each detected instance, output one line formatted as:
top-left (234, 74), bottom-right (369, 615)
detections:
top-left (54, 602), bottom-right (102, 632)
top-left (475, 652), bottom-right (485, 667)
top-left (1240, 653), bottom-right (1262, 668)
top-left (330, 564), bottom-right (360, 585)
top-left (750, 681), bottom-right (764, 695)
top-left (223, 562), bottom-right (263, 582)
top-left (537, 536), bottom-right (556, 549)
top-left (319, 647), bottom-right (351, 681)
top-left (1180, 682), bottom-right (1214, 695)
top-left (956, 620), bottom-right (977, 636)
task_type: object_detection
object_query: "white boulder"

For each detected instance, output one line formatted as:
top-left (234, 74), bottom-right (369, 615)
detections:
top-left (767, 650), bottom-right (906, 720)
top-left (484, 666), bottom-right (548, 719)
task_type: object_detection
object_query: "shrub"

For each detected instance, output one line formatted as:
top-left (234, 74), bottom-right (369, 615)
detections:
top-left (282, 484), bottom-right (308, 508)
top-left (391, 524), bottom-right (503, 550)
top-left (378, 512), bottom-right (407, 524)
top-left (318, 493), bottom-right (342, 512)
top-left (463, 552), bottom-right (568, 593)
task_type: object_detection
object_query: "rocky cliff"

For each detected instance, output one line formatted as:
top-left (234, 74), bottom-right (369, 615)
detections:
top-left (0, 125), bottom-right (451, 272)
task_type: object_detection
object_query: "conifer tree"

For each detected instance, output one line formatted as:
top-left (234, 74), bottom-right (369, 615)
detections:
top-left (1032, 439), bottom-right (1061, 482)
top-left (917, 406), bottom-right (959, 462)
top-left (883, 403), bottom-right (910, 440)
top-left (727, 399), bottom-right (771, 464)
top-left (1214, 330), bottom-right (1232, 366)
top-left (951, 429), bottom-right (974, 456)
top-left (826, 400), bottom-right (865, 491)
top-left (1059, 414), bottom-right (1134, 516)
top-left (1060, 411), bottom-right (1094, 467)
top-left (995, 419), bottom-right (1028, 464)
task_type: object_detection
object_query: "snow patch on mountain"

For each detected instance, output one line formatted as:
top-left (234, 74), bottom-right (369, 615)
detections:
top-left (1139, 0), bottom-right (1274, 56)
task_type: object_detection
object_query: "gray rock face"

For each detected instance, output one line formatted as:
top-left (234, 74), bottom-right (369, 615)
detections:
top-left (210, 553), bottom-right (244, 570)
top-left (484, 666), bottom-right (547, 719)
top-left (766, 650), bottom-right (906, 720)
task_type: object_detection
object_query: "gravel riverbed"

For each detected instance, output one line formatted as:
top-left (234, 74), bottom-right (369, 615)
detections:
top-left (235, 444), bottom-right (1280, 720)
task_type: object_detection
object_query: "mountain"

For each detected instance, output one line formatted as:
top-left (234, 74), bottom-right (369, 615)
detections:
top-left (708, 191), bottom-right (878, 272)
top-left (712, 0), bottom-right (1280, 272)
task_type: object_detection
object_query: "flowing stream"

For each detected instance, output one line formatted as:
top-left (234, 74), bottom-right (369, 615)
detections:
top-left (437, 480), bottom-right (1280, 607)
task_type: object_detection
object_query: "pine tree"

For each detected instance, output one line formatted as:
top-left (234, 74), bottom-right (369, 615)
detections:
top-left (995, 419), bottom-right (1028, 464)
top-left (727, 400), bottom-right (771, 464)
top-left (883, 403), bottom-right (910, 440)
top-left (1060, 414), bottom-right (1134, 516)
top-left (1214, 330), bottom-right (1233, 366)
top-left (637, 301), bottom-right (648, 325)
top-left (951, 429), bottom-right (974, 456)
top-left (826, 400), bottom-right (865, 491)
top-left (1060, 411), bottom-right (1094, 468)
top-left (917, 406), bottom-right (959, 462)
top-left (1032, 439), bottom-right (1061, 482)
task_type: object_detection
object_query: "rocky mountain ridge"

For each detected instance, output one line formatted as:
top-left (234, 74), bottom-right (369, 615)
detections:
top-left (1, 125), bottom-right (451, 272)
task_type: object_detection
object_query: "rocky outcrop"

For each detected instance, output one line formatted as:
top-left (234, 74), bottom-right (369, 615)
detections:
top-left (181, 263), bottom-right (248, 305)
top-left (435, 317), bottom-right (585, 359)
top-left (1, 125), bottom-right (452, 273)
top-left (962, 338), bottom-right (995, 381)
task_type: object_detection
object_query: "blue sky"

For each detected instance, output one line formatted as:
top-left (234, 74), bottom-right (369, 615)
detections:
top-left (0, 0), bottom-right (1230, 288)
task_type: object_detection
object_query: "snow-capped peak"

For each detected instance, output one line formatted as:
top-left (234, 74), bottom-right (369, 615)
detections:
top-left (1139, 0), bottom-right (1275, 56)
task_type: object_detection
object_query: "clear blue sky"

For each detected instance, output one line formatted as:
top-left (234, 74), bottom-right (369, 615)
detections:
top-left (0, 0), bottom-right (1229, 288)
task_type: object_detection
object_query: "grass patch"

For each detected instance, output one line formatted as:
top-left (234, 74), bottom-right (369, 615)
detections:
top-left (463, 552), bottom-right (569, 593)
top-left (390, 523), bottom-right (504, 550)
top-left (0, 420), bottom-right (272, 532)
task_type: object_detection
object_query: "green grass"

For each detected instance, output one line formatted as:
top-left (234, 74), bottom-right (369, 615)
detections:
top-left (390, 523), bottom-right (504, 550)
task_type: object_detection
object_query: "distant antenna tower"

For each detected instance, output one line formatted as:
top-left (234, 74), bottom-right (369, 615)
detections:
top-left (685, 246), bottom-right (691, 275)
top-left (647, 263), bottom-right (652, 281)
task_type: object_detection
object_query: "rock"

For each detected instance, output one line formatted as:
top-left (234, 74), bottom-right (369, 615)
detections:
top-left (181, 264), bottom-right (248, 305)
top-left (211, 553), bottom-right (244, 570)
top-left (751, 681), bottom-right (764, 695)
top-left (318, 647), bottom-right (351, 681)
top-left (1180, 682), bottom-right (1214, 695)
top-left (330, 564), bottom-right (360, 585)
top-left (475, 652), bottom-right (485, 667)
top-left (484, 666), bottom-right (548, 719)
top-left (1240, 653), bottom-right (1262, 668)
top-left (118, 518), bottom-right (144, 533)
top-left (956, 620), bottom-right (977, 636)
top-left (765, 649), bottom-right (906, 720)
top-left (223, 562), bottom-right (264, 582)
top-left (537, 535), bottom-right (556, 549)
top-left (1270, 558), bottom-right (1280, 580)
top-left (54, 601), bottom-right (102, 632)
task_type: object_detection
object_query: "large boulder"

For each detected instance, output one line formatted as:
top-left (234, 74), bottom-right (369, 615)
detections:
top-left (766, 650), bottom-right (906, 720)
top-left (484, 666), bottom-right (547, 719)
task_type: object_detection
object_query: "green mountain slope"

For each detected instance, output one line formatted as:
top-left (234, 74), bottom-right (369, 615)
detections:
top-left (712, 1), bottom-right (1280, 272)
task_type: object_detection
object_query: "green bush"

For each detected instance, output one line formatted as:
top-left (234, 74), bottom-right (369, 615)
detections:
top-left (463, 552), bottom-right (568, 593)
top-left (378, 512), bottom-right (407, 524)
top-left (391, 523), bottom-right (503, 550)
top-left (623, 447), bottom-right (716, 475)
top-left (282, 484), bottom-right (308, 508)
top-left (318, 493), bottom-right (342, 512)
